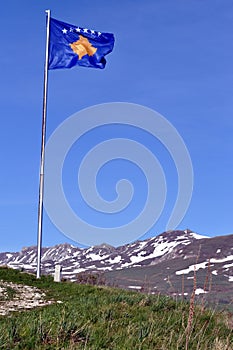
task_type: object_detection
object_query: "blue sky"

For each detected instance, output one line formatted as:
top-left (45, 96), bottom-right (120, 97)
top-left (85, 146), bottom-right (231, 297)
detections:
top-left (1, 0), bottom-right (233, 251)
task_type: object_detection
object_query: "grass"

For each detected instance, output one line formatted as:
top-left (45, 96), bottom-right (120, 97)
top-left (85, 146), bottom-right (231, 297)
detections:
top-left (0, 266), bottom-right (232, 349)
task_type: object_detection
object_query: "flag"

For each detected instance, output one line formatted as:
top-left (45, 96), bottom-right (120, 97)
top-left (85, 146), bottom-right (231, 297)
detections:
top-left (48, 17), bottom-right (115, 70)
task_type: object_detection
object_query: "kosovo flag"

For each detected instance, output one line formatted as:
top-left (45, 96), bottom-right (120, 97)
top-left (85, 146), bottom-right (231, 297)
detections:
top-left (49, 17), bottom-right (115, 70)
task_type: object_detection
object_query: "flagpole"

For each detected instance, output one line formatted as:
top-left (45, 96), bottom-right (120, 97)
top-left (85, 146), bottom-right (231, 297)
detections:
top-left (36, 9), bottom-right (51, 279)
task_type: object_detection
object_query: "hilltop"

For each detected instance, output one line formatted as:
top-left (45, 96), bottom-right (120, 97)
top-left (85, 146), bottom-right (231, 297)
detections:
top-left (0, 267), bottom-right (233, 349)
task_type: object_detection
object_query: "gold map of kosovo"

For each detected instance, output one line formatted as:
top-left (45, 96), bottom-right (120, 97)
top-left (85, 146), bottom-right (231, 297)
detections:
top-left (69, 35), bottom-right (97, 60)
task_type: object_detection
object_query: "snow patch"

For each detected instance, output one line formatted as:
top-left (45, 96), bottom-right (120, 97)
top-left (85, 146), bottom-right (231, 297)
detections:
top-left (177, 292), bottom-right (188, 296)
top-left (176, 255), bottom-right (233, 276)
top-left (210, 255), bottom-right (233, 264)
top-left (189, 232), bottom-right (209, 240)
top-left (128, 286), bottom-right (141, 290)
top-left (223, 262), bottom-right (233, 269)
top-left (108, 256), bottom-right (121, 264)
top-left (195, 288), bottom-right (207, 295)
top-left (133, 241), bottom-right (148, 252)
top-left (130, 240), bottom-right (183, 264)
top-left (176, 261), bottom-right (207, 275)
top-left (62, 268), bottom-right (85, 274)
top-left (86, 253), bottom-right (108, 261)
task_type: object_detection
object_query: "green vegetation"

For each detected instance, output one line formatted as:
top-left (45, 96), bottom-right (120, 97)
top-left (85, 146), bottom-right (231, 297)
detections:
top-left (0, 266), bottom-right (232, 349)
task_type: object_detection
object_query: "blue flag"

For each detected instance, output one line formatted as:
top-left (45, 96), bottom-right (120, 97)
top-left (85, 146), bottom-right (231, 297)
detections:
top-left (49, 17), bottom-right (115, 70)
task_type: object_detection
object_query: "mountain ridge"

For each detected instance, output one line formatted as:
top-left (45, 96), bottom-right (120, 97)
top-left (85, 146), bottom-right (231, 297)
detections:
top-left (0, 229), bottom-right (225, 277)
top-left (1, 229), bottom-right (233, 307)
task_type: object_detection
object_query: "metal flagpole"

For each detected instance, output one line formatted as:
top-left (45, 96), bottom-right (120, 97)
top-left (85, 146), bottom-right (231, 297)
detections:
top-left (36, 9), bottom-right (51, 279)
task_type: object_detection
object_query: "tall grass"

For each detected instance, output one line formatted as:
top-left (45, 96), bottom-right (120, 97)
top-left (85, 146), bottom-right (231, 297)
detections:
top-left (0, 267), bottom-right (232, 349)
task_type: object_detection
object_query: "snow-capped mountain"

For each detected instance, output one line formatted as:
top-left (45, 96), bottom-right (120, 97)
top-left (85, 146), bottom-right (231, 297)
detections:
top-left (1, 229), bottom-right (233, 308)
top-left (0, 230), bottom-right (204, 279)
top-left (0, 229), bottom-right (221, 280)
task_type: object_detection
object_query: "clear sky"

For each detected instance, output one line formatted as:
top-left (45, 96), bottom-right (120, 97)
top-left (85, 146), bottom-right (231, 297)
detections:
top-left (1, 0), bottom-right (233, 251)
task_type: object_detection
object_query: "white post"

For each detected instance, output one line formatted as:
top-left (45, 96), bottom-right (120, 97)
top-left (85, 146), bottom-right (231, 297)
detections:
top-left (54, 264), bottom-right (62, 282)
top-left (36, 10), bottom-right (51, 279)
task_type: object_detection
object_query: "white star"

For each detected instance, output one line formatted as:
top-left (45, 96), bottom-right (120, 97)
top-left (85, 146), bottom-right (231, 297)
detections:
top-left (83, 28), bottom-right (89, 33)
top-left (91, 30), bottom-right (95, 34)
top-left (97, 31), bottom-right (101, 36)
top-left (75, 27), bottom-right (81, 32)
top-left (62, 28), bottom-right (68, 34)
top-left (69, 27), bottom-right (74, 32)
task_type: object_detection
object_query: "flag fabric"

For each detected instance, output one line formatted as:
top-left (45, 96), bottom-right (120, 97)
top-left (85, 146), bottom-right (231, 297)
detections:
top-left (48, 17), bottom-right (115, 70)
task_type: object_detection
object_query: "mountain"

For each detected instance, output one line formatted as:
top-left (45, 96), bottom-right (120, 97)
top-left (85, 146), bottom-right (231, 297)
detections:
top-left (1, 229), bottom-right (233, 308)
top-left (0, 230), bottom-right (206, 278)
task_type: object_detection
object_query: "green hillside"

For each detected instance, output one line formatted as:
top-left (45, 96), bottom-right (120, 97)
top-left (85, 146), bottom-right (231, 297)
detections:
top-left (0, 267), bottom-right (232, 349)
